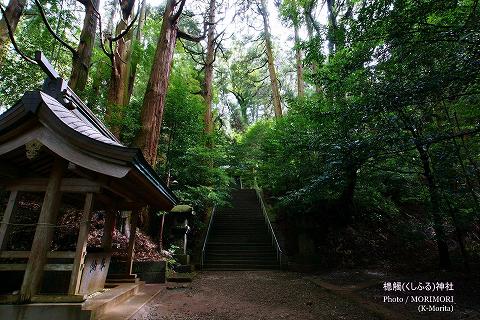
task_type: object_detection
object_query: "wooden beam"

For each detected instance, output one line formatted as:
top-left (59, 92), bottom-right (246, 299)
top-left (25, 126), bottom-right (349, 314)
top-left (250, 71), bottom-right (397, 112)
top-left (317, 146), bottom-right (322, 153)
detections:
top-left (0, 263), bottom-right (27, 271)
top-left (31, 294), bottom-right (85, 303)
top-left (0, 294), bottom-right (20, 304)
top-left (47, 251), bottom-right (76, 259)
top-left (95, 193), bottom-right (142, 211)
top-left (0, 161), bottom-right (19, 179)
top-left (0, 263), bottom-right (73, 271)
top-left (67, 163), bottom-right (132, 199)
top-left (102, 210), bottom-right (116, 250)
top-left (44, 263), bottom-right (73, 271)
top-left (0, 190), bottom-right (18, 250)
top-left (126, 211), bottom-right (138, 275)
top-left (3, 178), bottom-right (102, 193)
top-left (0, 251), bottom-right (76, 259)
top-left (0, 251), bottom-right (28, 258)
top-left (35, 51), bottom-right (61, 79)
top-left (20, 157), bottom-right (65, 302)
top-left (69, 193), bottom-right (94, 295)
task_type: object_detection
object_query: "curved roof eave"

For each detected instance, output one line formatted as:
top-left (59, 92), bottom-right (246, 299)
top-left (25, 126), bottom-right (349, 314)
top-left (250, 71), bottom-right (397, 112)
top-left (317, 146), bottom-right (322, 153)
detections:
top-left (0, 90), bottom-right (179, 208)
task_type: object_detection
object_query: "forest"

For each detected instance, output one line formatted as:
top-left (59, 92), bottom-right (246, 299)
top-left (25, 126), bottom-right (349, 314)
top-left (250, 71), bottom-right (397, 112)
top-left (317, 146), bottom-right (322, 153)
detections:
top-left (0, 0), bottom-right (479, 275)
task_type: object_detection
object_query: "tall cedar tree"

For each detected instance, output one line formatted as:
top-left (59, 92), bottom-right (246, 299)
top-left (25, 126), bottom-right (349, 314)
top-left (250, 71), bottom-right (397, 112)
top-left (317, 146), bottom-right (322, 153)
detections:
top-left (203, 0), bottom-right (216, 135)
top-left (135, 0), bottom-right (200, 166)
top-left (69, 0), bottom-right (100, 92)
top-left (105, 0), bottom-right (136, 138)
top-left (258, 0), bottom-right (282, 118)
top-left (0, 0), bottom-right (27, 66)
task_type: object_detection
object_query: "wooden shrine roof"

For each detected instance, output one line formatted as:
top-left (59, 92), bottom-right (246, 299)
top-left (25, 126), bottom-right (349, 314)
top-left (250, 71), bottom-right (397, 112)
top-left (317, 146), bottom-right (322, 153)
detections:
top-left (0, 55), bottom-right (178, 210)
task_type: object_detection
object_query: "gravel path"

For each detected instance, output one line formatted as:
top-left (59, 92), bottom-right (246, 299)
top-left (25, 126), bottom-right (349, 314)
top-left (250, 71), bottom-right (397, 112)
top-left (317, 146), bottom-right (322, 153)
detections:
top-left (131, 271), bottom-right (381, 320)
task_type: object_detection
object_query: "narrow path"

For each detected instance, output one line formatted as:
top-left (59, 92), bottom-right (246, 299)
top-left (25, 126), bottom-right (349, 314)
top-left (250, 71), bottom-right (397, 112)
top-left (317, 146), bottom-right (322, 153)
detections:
top-left (131, 271), bottom-right (381, 320)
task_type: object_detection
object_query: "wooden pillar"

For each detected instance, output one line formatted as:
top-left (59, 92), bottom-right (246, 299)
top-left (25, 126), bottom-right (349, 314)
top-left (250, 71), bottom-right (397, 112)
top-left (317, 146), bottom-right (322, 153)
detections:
top-left (126, 211), bottom-right (138, 275)
top-left (102, 210), bottom-right (116, 250)
top-left (0, 190), bottom-right (18, 250)
top-left (20, 158), bottom-right (65, 301)
top-left (68, 193), bottom-right (94, 295)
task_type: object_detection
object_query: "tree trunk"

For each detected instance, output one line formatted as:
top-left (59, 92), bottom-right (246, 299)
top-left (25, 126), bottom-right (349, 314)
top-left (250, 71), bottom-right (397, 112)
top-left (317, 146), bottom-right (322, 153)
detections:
top-left (134, 0), bottom-right (185, 166)
top-left (304, 3), bottom-right (322, 38)
top-left (259, 0), bottom-right (282, 118)
top-left (0, 0), bottom-right (27, 67)
top-left (417, 146), bottom-right (452, 270)
top-left (304, 10), bottom-right (321, 94)
top-left (127, 0), bottom-right (147, 103)
top-left (338, 164), bottom-right (358, 225)
top-left (105, 0), bottom-right (136, 138)
top-left (326, 0), bottom-right (337, 56)
top-left (203, 0), bottom-right (216, 135)
top-left (294, 23), bottom-right (304, 97)
top-left (68, 0), bottom-right (99, 92)
top-left (446, 201), bottom-right (470, 272)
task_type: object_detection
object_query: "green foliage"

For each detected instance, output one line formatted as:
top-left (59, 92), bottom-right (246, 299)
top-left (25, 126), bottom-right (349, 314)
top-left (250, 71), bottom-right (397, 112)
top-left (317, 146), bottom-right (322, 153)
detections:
top-left (1, 0), bottom-right (479, 269)
top-left (231, 0), bottom-right (480, 267)
top-left (0, 0), bottom-right (81, 108)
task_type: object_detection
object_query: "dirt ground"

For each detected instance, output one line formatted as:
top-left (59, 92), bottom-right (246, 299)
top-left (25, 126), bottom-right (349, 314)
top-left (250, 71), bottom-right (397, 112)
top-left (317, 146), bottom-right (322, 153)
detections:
top-left (131, 270), bottom-right (480, 320)
top-left (131, 271), bottom-right (382, 320)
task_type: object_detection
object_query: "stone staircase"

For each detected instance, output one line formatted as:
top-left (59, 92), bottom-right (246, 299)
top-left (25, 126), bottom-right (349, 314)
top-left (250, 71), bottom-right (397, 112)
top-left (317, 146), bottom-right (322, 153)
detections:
top-left (203, 189), bottom-right (279, 270)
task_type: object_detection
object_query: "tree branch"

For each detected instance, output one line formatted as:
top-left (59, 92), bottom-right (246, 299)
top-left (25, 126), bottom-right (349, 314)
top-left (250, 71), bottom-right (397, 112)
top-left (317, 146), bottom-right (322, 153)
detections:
top-left (171, 0), bottom-right (186, 22)
top-left (0, 5), bottom-right (37, 65)
top-left (86, 0), bottom-right (113, 61)
top-left (111, 10), bottom-right (140, 42)
top-left (247, 59), bottom-right (268, 74)
top-left (177, 19), bottom-right (208, 43)
top-left (34, 0), bottom-right (77, 57)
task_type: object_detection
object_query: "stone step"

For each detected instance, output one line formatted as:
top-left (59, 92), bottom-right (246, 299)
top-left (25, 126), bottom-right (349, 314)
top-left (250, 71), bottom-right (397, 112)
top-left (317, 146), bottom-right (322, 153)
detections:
top-left (209, 232), bottom-right (270, 237)
top-left (206, 252), bottom-right (276, 257)
top-left (212, 223), bottom-right (265, 226)
top-left (202, 263), bottom-right (279, 270)
top-left (207, 242), bottom-right (274, 246)
top-left (206, 247), bottom-right (276, 253)
top-left (208, 238), bottom-right (272, 243)
top-left (167, 272), bottom-right (195, 283)
top-left (97, 284), bottom-right (162, 320)
top-left (205, 257), bottom-right (277, 264)
top-left (209, 232), bottom-right (270, 236)
top-left (207, 248), bottom-right (275, 253)
top-left (214, 214), bottom-right (264, 218)
top-left (105, 277), bottom-right (140, 284)
top-left (204, 189), bottom-right (280, 271)
top-left (83, 281), bottom-right (144, 319)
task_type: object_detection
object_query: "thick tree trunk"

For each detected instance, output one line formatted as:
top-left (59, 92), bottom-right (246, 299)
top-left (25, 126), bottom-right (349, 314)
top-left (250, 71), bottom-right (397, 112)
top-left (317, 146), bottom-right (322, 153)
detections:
top-left (418, 146), bottom-right (452, 270)
top-left (304, 3), bottom-right (322, 38)
top-left (0, 0), bottom-right (26, 67)
top-left (127, 0), bottom-right (147, 103)
top-left (68, 0), bottom-right (99, 92)
top-left (203, 0), bottom-right (216, 135)
top-left (338, 164), bottom-right (358, 225)
top-left (294, 23), bottom-right (304, 97)
top-left (259, 0), bottom-right (282, 118)
top-left (304, 11), bottom-right (321, 94)
top-left (134, 0), bottom-right (184, 166)
top-left (105, 0), bottom-right (136, 138)
top-left (326, 0), bottom-right (337, 56)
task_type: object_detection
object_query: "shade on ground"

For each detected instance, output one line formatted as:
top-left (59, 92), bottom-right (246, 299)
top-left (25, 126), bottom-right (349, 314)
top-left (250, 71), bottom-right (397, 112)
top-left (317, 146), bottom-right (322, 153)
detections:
top-left (130, 271), bottom-right (381, 320)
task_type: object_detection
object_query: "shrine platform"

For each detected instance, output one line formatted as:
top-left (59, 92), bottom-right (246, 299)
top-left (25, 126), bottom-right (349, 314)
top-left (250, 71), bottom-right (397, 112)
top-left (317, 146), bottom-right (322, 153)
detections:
top-left (0, 280), bottom-right (162, 320)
